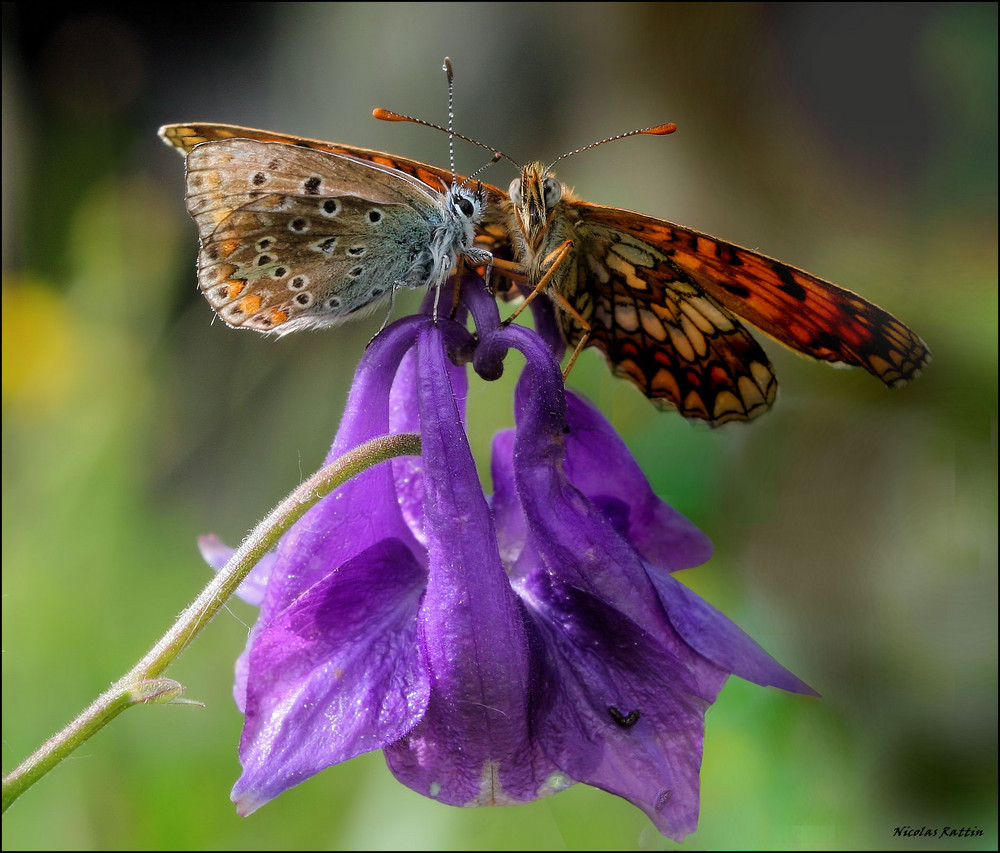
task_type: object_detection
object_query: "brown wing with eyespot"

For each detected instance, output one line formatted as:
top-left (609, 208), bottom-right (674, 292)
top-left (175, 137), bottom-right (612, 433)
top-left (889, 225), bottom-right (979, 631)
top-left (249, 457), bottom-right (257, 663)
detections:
top-left (183, 138), bottom-right (452, 333)
top-left (159, 122), bottom-right (514, 243)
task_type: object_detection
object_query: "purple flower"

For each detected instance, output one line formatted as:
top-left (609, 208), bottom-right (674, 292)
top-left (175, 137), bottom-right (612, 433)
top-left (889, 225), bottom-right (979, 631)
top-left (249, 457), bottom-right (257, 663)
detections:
top-left (203, 279), bottom-right (815, 841)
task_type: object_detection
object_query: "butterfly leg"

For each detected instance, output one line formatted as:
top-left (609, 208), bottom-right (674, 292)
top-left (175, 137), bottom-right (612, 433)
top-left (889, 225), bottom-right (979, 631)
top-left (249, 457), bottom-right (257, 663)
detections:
top-left (430, 273), bottom-right (444, 324)
top-left (376, 284), bottom-right (401, 334)
top-left (449, 248), bottom-right (495, 320)
top-left (489, 257), bottom-right (528, 294)
top-left (474, 248), bottom-right (495, 292)
top-left (447, 255), bottom-right (467, 319)
top-left (549, 289), bottom-right (592, 380)
top-left (503, 239), bottom-right (574, 325)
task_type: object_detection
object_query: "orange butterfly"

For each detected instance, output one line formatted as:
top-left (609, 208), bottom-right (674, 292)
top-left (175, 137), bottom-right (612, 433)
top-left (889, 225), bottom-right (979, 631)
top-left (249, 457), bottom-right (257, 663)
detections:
top-left (495, 156), bottom-right (931, 424)
top-left (373, 110), bottom-right (930, 424)
top-left (160, 121), bottom-right (930, 425)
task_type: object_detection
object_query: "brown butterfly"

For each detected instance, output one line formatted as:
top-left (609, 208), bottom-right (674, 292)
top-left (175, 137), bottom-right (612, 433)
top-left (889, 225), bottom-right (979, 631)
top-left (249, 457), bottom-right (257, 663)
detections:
top-left (158, 122), bottom-right (495, 334)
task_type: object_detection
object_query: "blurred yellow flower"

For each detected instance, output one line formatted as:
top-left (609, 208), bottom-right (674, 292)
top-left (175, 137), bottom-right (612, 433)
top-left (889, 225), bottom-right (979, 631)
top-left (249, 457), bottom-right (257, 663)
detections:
top-left (2, 278), bottom-right (80, 415)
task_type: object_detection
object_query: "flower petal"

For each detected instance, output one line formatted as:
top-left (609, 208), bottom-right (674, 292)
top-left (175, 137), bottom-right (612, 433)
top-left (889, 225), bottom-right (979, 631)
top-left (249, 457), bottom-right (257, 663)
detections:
top-left (384, 326), bottom-right (563, 807)
top-left (389, 340), bottom-right (469, 549)
top-left (232, 537), bottom-right (429, 815)
top-left (490, 389), bottom-right (713, 576)
top-left (198, 533), bottom-right (271, 607)
top-left (488, 428), bottom-right (527, 571)
top-left (501, 333), bottom-right (669, 633)
top-left (524, 570), bottom-right (721, 841)
top-left (232, 318), bottom-right (438, 813)
top-left (561, 390), bottom-right (713, 572)
top-left (649, 569), bottom-right (818, 695)
top-left (256, 317), bottom-right (428, 626)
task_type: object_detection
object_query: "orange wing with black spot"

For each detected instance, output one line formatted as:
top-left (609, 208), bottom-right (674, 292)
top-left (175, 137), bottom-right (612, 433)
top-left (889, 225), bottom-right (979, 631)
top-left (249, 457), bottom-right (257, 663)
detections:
top-left (583, 204), bottom-right (930, 386)
top-left (548, 201), bottom-right (929, 423)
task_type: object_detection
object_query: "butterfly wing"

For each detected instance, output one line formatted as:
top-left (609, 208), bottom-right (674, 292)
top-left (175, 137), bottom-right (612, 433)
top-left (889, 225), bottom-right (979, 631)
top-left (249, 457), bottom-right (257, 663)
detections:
top-left (160, 123), bottom-right (513, 248)
top-left (185, 138), bottom-right (455, 332)
top-left (555, 213), bottom-right (778, 424)
top-left (579, 203), bottom-right (931, 387)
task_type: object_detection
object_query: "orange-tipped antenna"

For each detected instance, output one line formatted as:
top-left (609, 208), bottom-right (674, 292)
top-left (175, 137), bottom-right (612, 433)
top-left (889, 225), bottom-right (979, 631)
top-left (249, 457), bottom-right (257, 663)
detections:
top-left (371, 108), bottom-right (413, 122)
top-left (374, 58), bottom-right (513, 186)
top-left (375, 66), bottom-right (676, 178)
top-left (373, 107), bottom-right (519, 169)
top-left (545, 123), bottom-right (677, 172)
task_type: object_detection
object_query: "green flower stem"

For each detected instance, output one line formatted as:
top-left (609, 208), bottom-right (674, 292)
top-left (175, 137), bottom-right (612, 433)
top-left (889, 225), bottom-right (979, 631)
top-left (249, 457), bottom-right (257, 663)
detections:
top-left (1, 432), bottom-right (422, 814)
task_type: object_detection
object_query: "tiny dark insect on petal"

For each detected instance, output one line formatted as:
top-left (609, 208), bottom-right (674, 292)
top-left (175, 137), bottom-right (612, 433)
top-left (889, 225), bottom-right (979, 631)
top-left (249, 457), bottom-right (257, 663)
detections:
top-left (608, 705), bottom-right (640, 728)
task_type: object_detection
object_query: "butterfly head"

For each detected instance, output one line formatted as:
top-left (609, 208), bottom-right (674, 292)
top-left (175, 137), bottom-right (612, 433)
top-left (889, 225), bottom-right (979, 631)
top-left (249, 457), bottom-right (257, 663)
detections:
top-left (508, 164), bottom-right (567, 255)
top-left (503, 123), bottom-right (674, 257)
top-left (444, 182), bottom-right (487, 245)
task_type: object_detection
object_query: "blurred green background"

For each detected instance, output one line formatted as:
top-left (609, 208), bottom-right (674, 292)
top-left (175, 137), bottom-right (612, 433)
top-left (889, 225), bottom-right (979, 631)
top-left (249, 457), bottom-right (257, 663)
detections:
top-left (3, 3), bottom-right (996, 849)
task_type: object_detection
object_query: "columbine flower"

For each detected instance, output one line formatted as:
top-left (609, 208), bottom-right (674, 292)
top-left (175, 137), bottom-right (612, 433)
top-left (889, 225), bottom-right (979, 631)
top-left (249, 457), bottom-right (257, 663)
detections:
top-left (201, 277), bottom-right (815, 841)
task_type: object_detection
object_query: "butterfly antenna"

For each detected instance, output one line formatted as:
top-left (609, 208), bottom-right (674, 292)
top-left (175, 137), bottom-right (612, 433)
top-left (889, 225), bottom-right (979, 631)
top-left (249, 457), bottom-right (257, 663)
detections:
top-left (467, 151), bottom-right (504, 181)
top-left (545, 123), bottom-right (677, 172)
top-left (373, 106), bottom-right (519, 168)
top-left (443, 57), bottom-right (458, 187)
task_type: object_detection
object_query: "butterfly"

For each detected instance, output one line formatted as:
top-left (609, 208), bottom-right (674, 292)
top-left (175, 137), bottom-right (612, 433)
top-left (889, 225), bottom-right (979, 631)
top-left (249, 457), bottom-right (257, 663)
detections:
top-left (370, 108), bottom-right (931, 424)
top-left (158, 123), bottom-right (493, 334)
top-left (494, 154), bottom-right (931, 424)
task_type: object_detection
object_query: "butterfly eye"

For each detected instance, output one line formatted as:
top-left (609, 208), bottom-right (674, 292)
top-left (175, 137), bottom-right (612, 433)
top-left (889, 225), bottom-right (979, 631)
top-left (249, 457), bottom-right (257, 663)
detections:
top-left (542, 177), bottom-right (562, 208)
top-left (508, 178), bottom-right (522, 206)
top-left (456, 196), bottom-right (475, 219)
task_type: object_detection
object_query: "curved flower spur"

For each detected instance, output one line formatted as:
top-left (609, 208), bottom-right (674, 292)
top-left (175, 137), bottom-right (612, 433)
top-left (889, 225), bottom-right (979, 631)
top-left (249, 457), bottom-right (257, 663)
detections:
top-left (200, 274), bottom-right (815, 840)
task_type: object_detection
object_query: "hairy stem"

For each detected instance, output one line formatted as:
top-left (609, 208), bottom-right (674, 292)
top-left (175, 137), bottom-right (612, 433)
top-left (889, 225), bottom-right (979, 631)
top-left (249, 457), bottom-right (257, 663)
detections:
top-left (1, 432), bottom-right (422, 813)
